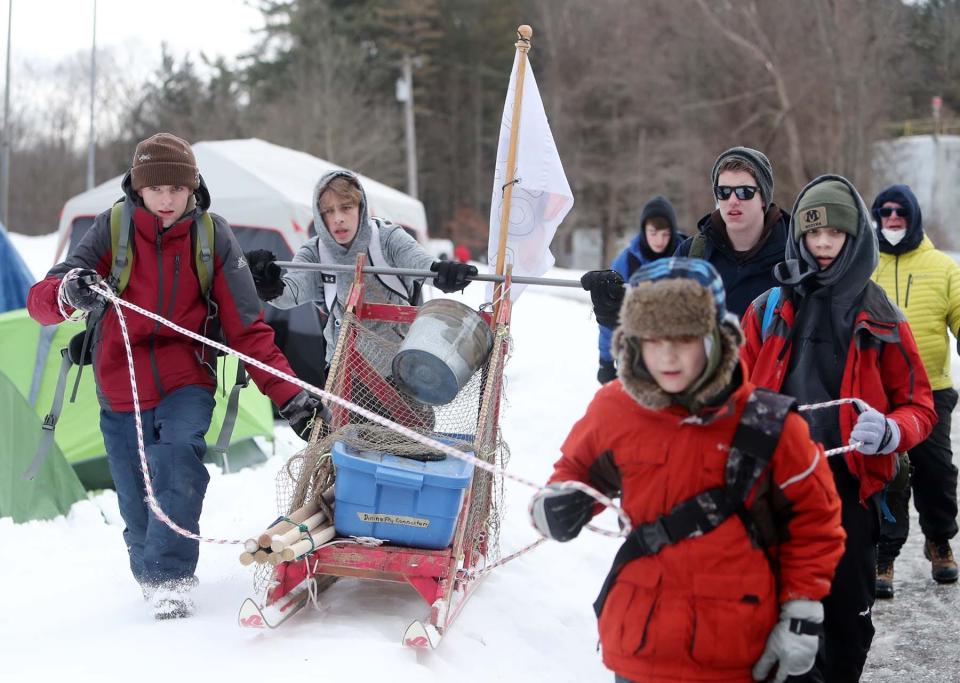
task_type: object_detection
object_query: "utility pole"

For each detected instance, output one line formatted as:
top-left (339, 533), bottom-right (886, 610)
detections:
top-left (1, 0), bottom-right (12, 227)
top-left (86, 0), bottom-right (97, 190)
top-left (397, 53), bottom-right (419, 199)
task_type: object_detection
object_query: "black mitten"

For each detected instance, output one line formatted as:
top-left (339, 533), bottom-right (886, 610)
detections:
top-left (580, 270), bottom-right (625, 328)
top-left (246, 250), bottom-right (285, 301)
top-left (278, 390), bottom-right (325, 441)
top-left (63, 269), bottom-right (105, 312)
top-left (597, 360), bottom-right (617, 384)
top-left (530, 484), bottom-right (595, 542)
top-left (430, 260), bottom-right (478, 293)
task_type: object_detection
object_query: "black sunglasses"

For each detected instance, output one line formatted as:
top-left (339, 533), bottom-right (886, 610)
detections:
top-left (714, 185), bottom-right (759, 201)
top-left (878, 207), bottom-right (909, 218)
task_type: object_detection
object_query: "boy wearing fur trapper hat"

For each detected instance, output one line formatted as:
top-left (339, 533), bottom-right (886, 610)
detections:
top-left (742, 175), bottom-right (937, 680)
top-left (27, 132), bottom-right (322, 620)
top-left (531, 258), bottom-right (844, 683)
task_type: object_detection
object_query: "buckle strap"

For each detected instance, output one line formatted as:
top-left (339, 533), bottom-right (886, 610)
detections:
top-left (788, 618), bottom-right (822, 636)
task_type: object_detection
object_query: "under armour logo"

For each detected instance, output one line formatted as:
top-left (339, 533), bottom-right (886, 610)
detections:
top-left (138, 154), bottom-right (152, 162)
top-left (236, 254), bottom-right (248, 270)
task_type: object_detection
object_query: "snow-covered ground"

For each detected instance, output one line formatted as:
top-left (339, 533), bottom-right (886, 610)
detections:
top-left (4, 232), bottom-right (959, 682)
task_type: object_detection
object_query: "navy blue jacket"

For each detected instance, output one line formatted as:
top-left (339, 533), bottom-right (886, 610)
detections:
top-left (675, 205), bottom-right (789, 319)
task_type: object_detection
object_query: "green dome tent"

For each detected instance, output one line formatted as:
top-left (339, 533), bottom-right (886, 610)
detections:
top-left (0, 309), bottom-right (276, 506)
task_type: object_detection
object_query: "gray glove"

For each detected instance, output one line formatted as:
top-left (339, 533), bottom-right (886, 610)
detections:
top-left (752, 600), bottom-right (823, 682)
top-left (849, 407), bottom-right (900, 455)
top-left (529, 483), bottom-right (594, 542)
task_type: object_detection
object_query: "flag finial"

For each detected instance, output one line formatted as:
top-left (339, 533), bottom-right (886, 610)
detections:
top-left (516, 25), bottom-right (532, 51)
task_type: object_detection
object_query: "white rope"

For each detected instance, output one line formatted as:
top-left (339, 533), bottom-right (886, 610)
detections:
top-left (62, 275), bottom-right (633, 544)
top-left (57, 273), bottom-right (887, 558)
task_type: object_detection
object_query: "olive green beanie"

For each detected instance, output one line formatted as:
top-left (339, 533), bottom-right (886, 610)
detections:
top-left (794, 179), bottom-right (859, 239)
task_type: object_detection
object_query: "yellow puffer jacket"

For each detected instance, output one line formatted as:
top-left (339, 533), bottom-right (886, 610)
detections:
top-left (872, 236), bottom-right (960, 390)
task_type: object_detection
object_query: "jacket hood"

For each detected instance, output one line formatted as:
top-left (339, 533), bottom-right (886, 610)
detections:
top-left (120, 169), bottom-right (212, 213)
top-left (871, 183), bottom-right (924, 255)
top-left (777, 174), bottom-right (877, 297)
top-left (312, 169), bottom-right (372, 260)
top-left (636, 195), bottom-right (679, 260)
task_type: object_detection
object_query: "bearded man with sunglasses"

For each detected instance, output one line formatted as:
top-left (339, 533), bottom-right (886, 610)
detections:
top-left (870, 184), bottom-right (960, 598)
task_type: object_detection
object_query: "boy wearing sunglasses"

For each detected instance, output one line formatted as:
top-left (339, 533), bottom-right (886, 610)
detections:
top-left (580, 147), bottom-right (788, 347)
top-left (741, 175), bottom-right (936, 680)
top-left (675, 146), bottom-right (791, 318)
top-left (870, 184), bottom-right (960, 597)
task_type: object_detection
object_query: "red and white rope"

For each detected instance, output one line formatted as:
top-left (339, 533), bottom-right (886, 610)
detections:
top-left (57, 273), bottom-right (881, 556)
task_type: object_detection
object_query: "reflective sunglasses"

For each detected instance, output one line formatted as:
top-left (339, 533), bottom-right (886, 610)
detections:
top-left (714, 185), bottom-right (759, 201)
top-left (878, 207), bottom-right (909, 218)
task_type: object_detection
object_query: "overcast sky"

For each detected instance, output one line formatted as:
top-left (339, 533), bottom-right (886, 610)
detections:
top-left (0, 0), bottom-right (263, 73)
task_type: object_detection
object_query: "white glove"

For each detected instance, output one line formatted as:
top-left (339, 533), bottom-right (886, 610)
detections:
top-left (752, 599), bottom-right (823, 682)
top-left (849, 407), bottom-right (900, 455)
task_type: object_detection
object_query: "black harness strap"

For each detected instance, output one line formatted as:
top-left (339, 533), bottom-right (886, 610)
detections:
top-left (592, 388), bottom-right (796, 617)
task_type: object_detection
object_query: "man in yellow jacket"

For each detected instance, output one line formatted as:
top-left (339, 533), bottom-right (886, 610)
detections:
top-left (871, 184), bottom-right (960, 597)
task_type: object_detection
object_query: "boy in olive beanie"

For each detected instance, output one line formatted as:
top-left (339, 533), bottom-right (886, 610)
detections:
top-left (741, 174), bottom-right (936, 680)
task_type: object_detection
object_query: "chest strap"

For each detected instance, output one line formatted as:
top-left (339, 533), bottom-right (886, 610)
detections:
top-left (592, 388), bottom-right (796, 617)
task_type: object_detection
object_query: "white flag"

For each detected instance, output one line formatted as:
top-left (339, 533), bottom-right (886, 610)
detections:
top-left (488, 53), bottom-right (573, 301)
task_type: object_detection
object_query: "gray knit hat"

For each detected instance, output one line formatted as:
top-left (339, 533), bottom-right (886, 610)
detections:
top-left (711, 146), bottom-right (774, 207)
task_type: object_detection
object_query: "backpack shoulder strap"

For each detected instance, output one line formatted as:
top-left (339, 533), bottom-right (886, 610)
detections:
top-left (109, 201), bottom-right (134, 293)
top-left (760, 287), bottom-right (781, 340)
top-left (368, 222), bottom-right (416, 304)
top-left (688, 233), bottom-right (708, 259)
top-left (194, 212), bottom-right (215, 295)
top-left (592, 388), bottom-right (796, 617)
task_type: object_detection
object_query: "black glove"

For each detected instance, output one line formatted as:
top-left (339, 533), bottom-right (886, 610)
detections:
top-left (279, 390), bottom-right (325, 441)
top-left (529, 484), bottom-right (595, 542)
top-left (430, 260), bottom-right (478, 293)
top-left (246, 250), bottom-right (285, 301)
top-left (580, 270), bottom-right (625, 328)
top-left (63, 269), bottom-right (105, 312)
top-left (597, 360), bottom-right (617, 384)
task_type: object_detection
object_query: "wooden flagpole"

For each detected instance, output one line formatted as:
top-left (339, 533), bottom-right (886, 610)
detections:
top-left (492, 25), bottom-right (533, 317)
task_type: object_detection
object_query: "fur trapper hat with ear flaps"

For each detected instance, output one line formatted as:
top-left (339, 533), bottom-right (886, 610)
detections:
top-left (611, 258), bottom-right (743, 411)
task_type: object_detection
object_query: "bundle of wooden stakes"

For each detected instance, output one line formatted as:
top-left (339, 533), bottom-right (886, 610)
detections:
top-left (240, 488), bottom-right (336, 566)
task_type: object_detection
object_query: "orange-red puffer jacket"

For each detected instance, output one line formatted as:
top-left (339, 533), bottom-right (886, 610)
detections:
top-left (550, 376), bottom-right (844, 683)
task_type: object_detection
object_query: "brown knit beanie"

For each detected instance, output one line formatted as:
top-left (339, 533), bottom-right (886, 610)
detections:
top-left (130, 133), bottom-right (199, 191)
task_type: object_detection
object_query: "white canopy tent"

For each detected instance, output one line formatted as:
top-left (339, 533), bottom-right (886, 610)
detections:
top-left (54, 137), bottom-right (428, 262)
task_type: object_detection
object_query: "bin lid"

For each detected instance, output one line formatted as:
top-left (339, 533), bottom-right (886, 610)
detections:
top-left (332, 439), bottom-right (474, 489)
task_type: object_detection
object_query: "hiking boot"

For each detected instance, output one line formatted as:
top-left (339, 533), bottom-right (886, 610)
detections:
top-left (152, 577), bottom-right (198, 620)
top-left (924, 539), bottom-right (959, 584)
top-left (876, 563), bottom-right (895, 599)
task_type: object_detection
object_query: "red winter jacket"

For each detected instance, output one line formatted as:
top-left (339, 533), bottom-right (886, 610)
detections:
top-left (27, 175), bottom-right (300, 412)
top-left (742, 284), bottom-right (936, 503)
top-left (550, 376), bottom-right (844, 683)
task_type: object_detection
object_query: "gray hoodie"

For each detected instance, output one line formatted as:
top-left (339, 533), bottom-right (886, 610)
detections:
top-left (269, 170), bottom-right (434, 370)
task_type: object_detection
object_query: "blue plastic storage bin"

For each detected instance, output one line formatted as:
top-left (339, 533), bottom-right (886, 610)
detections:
top-left (332, 438), bottom-right (475, 549)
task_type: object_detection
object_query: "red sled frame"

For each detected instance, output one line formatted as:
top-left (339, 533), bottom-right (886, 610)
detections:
top-left (262, 255), bottom-right (511, 647)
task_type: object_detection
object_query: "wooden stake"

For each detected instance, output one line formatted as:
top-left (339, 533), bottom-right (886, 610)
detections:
top-left (243, 538), bottom-right (260, 554)
top-left (256, 500), bottom-right (320, 548)
top-left (254, 549), bottom-right (270, 564)
top-left (492, 24), bottom-right (533, 321)
top-left (270, 509), bottom-right (330, 552)
top-left (239, 551), bottom-right (256, 566)
top-left (281, 525), bottom-right (337, 562)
